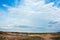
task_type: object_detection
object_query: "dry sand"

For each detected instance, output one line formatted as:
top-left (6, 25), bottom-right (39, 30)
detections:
top-left (0, 32), bottom-right (60, 40)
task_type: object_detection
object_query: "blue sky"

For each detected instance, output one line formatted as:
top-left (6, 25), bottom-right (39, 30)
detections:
top-left (0, 0), bottom-right (60, 33)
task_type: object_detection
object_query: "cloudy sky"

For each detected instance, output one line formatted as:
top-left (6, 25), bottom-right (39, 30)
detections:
top-left (0, 0), bottom-right (60, 33)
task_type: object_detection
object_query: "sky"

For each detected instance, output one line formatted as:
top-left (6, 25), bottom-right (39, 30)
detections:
top-left (0, 0), bottom-right (60, 33)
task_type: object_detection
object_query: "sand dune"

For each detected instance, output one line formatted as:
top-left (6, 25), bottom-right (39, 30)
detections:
top-left (0, 32), bottom-right (60, 40)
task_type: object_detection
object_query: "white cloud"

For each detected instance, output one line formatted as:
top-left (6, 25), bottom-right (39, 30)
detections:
top-left (0, 0), bottom-right (60, 32)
